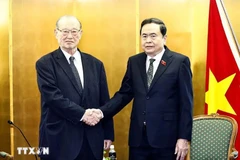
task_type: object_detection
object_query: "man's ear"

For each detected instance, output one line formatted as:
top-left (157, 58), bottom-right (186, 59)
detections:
top-left (54, 29), bottom-right (58, 37)
top-left (163, 34), bottom-right (167, 45)
top-left (79, 30), bottom-right (83, 39)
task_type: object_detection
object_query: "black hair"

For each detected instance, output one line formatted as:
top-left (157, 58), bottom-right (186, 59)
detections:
top-left (140, 18), bottom-right (167, 36)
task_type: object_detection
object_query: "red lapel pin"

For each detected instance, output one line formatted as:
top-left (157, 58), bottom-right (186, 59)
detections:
top-left (161, 60), bottom-right (166, 66)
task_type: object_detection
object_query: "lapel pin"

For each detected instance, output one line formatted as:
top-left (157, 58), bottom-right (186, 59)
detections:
top-left (161, 60), bottom-right (166, 66)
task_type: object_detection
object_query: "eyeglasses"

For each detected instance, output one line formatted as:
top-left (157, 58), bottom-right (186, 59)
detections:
top-left (57, 28), bottom-right (81, 36)
top-left (141, 33), bottom-right (159, 40)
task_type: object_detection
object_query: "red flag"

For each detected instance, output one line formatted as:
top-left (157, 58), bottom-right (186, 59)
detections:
top-left (205, 0), bottom-right (240, 151)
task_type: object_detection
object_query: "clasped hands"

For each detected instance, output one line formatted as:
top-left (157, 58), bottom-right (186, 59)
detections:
top-left (82, 109), bottom-right (103, 126)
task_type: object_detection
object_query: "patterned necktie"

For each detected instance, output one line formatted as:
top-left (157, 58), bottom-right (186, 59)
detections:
top-left (147, 58), bottom-right (156, 88)
top-left (69, 56), bottom-right (83, 92)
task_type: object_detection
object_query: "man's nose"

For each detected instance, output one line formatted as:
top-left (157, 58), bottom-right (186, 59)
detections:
top-left (66, 32), bottom-right (74, 38)
top-left (146, 36), bottom-right (152, 42)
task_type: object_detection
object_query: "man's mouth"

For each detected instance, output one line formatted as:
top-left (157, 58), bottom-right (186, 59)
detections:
top-left (145, 46), bottom-right (154, 49)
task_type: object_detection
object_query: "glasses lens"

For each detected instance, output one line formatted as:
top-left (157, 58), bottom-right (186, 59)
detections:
top-left (59, 29), bottom-right (79, 36)
top-left (62, 30), bottom-right (69, 35)
top-left (71, 30), bottom-right (78, 36)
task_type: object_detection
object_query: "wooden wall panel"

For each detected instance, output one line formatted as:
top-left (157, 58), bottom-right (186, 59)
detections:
top-left (12, 0), bottom-right (75, 159)
top-left (224, 0), bottom-right (240, 48)
top-left (75, 1), bottom-right (136, 159)
top-left (0, 0), bottom-right (10, 154)
top-left (191, 0), bottom-right (209, 115)
top-left (1, 0), bottom-right (238, 160)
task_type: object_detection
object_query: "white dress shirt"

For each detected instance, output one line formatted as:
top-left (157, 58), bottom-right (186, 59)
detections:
top-left (62, 49), bottom-right (84, 88)
top-left (146, 48), bottom-right (165, 77)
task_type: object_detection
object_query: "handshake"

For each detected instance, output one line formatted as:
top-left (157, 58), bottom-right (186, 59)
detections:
top-left (82, 109), bottom-right (103, 126)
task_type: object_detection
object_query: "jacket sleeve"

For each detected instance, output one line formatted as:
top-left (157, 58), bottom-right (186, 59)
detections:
top-left (178, 57), bottom-right (193, 141)
top-left (98, 63), bottom-right (115, 141)
top-left (100, 59), bottom-right (134, 118)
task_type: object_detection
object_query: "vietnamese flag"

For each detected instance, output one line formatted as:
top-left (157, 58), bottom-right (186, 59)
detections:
top-left (205, 0), bottom-right (240, 151)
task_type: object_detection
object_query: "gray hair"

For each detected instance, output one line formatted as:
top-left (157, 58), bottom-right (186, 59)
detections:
top-left (56, 15), bottom-right (82, 29)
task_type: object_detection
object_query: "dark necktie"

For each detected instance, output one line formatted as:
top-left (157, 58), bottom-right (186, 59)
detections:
top-left (147, 58), bottom-right (155, 88)
top-left (69, 56), bottom-right (83, 92)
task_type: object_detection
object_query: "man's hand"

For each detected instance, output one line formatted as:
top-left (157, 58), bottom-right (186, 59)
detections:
top-left (175, 139), bottom-right (189, 160)
top-left (91, 109), bottom-right (104, 119)
top-left (104, 140), bottom-right (112, 150)
top-left (82, 109), bottom-right (103, 126)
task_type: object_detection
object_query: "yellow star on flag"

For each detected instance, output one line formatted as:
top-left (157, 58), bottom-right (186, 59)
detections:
top-left (205, 69), bottom-right (236, 115)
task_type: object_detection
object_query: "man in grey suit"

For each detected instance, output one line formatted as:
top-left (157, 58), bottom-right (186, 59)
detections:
top-left (92, 18), bottom-right (193, 160)
top-left (36, 15), bottom-right (114, 160)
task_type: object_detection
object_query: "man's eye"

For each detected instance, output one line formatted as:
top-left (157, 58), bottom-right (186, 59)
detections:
top-left (63, 30), bottom-right (69, 34)
top-left (72, 31), bottom-right (77, 34)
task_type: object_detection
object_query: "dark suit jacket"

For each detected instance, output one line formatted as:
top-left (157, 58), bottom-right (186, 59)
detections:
top-left (101, 46), bottom-right (193, 148)
top-left (36, 48), bottom-right (114, 160)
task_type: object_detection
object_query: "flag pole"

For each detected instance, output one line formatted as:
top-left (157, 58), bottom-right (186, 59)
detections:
top-left (219, 0), bottom-right (240, 53)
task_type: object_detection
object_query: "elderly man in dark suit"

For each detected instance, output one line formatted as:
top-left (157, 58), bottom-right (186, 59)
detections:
top-left (36, 15), bottom-right (114, 160)
top-left (92, 18), bottom-right (193, 160)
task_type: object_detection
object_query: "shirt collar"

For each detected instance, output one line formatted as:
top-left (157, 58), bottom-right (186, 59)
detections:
top-left (146, 48), bottom-right (165, 62)
top-left (61, 48), bottom-right (80, 63)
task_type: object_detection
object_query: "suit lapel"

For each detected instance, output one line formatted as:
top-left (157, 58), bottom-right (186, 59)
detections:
top-left (137, 53), bottom-right (148, 92)
top-left (54, 48), bottom-right (83, 96)
top-left (148, 47), bottom-right (173, 91)
top-left (80, 51), bottom-right (89, 103)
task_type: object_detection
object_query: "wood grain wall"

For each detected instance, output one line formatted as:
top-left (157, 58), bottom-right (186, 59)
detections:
top-left (0, 0), bottom-right (10, 155)
top-left (0, 0), bottom-right (239, 160)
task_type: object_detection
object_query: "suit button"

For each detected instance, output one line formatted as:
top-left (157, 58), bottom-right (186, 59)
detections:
top-left (146, 96), bottom-right (150, 100)
top-left (142, 111), bottom-right (146, 115)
